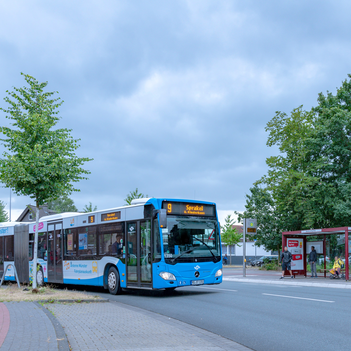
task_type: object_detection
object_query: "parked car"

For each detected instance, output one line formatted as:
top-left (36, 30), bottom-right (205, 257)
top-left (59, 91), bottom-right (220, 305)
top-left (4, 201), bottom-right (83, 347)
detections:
top-left (250, 255), bottom-right (278, 267)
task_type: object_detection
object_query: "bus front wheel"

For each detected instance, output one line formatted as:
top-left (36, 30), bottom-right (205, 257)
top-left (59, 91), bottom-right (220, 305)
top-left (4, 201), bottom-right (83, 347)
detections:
top-left (107, 266), bottom-right (121, 295)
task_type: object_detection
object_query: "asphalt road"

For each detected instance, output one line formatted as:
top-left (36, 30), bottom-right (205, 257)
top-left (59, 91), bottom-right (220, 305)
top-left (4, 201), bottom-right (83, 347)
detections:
top-left (94, 279), bottom-right (351, 351)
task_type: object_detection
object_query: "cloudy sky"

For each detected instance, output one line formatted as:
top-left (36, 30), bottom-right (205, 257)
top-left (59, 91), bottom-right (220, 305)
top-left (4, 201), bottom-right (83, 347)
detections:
top-left (1, 1), bottom-right (351, 223)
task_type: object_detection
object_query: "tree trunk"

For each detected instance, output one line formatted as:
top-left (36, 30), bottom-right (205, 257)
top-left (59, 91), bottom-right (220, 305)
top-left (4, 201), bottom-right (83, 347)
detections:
top-left (32, 204), bottom-right (40, 289)
top-left (230, 246), bottom-right (232, 265)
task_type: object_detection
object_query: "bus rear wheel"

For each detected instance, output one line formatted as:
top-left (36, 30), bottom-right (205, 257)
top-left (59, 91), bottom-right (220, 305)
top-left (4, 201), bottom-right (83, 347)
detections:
top-left (36, 267), bottom-right (44, 287)
top-left (107, 266), bottom-right (121, 295)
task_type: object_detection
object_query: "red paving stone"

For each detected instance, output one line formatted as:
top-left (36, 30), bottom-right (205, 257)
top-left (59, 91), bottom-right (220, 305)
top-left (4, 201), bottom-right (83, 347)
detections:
top-left (0, 302), bottom-right (10, 348)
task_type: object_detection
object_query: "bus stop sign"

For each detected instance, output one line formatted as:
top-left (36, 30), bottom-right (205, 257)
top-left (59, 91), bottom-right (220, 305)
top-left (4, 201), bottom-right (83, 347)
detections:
top-left (245, 218), bottom-right (257, 234)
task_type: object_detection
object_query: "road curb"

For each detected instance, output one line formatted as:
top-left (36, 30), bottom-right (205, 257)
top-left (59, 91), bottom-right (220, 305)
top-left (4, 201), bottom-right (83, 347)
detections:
top-left (34, 301), bottom-right (70, 351)
top-left (38, 298), bottom-right (109, 303)
top-left (224, 277), bottom-right (351, 289)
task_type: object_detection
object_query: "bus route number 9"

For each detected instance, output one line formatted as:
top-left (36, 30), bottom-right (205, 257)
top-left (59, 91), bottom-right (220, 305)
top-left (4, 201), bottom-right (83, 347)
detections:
top-left (167, 203), bottom-right (172, 213)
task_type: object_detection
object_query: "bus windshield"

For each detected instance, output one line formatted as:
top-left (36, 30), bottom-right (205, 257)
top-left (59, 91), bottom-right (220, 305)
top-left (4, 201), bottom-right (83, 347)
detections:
top-left (162, 217), bottom-right (220, 264)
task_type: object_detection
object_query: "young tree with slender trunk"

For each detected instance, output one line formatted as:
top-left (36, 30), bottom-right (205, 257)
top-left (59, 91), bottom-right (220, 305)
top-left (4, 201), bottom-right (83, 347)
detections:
top-left (124, 188), bottom-right (148, 205)
top-left (0, 200), bottom-right (8, 222)
top-left (220, 214), bottom-right (242, 265)
top-left (0, 73), bottom-right (92, 289)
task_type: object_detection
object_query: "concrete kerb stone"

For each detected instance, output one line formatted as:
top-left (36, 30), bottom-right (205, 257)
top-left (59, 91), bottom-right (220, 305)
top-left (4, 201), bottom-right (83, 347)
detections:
top-left (224, 277), bottom-right (351, 289)
top-left (37, 298), bottom-right (109, 304)
top-left (34, 302), bottom-right (70, 351)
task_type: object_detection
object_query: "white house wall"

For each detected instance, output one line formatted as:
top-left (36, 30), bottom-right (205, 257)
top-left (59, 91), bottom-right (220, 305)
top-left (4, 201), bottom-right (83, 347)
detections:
top-left (223, 242), bottom-right (270, 256)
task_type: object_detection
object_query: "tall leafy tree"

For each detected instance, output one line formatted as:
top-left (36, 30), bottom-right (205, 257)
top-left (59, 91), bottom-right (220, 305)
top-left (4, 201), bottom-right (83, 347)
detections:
top-left (220, 214), bottom-right (242, 265)
top-left (0, 73), bottom-right (92, 288)
top-left (236, 185), bottom-right (283, 253)
top-left (124, 188), bottom-right (148, 205)
top-left (82, 202), bottom-right (97, 213)
top-left (0, 200), bottom-right (8, 222)
top-left (47, 195), bottom-right (78, 213)
top-left (246, 74), bottom-right (351, 250)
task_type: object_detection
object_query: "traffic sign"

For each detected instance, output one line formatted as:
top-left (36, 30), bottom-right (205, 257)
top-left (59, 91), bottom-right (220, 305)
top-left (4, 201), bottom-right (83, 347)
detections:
top-left (245, 218), bottom-right (257, 234)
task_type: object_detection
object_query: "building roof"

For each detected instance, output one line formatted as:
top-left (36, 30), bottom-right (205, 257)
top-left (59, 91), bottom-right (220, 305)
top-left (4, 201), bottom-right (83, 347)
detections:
top-left (16, 204), bottom-right (57, 222)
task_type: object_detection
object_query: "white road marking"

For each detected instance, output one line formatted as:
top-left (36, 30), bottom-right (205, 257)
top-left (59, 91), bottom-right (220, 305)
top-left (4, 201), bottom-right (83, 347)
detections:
top-left (194, 286), bottom-right (238, 292)
top-left (262, 293), bottom-right (334, 303)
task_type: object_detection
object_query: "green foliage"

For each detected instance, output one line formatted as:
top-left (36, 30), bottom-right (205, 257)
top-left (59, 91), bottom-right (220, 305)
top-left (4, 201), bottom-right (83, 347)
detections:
top-left (220, 214), bottom-right (242, 246)
top-left (242, 74), bottom-right (351, 250)
top-left (82, 202), bottom-right (97, 213)
top-left (261, 260), bottom-right (279, 271)
top-left (124, 188), bottom-right (148, 205)
top-left (47, 195), bottom-right (78, 213)
top-left (0, 73), bottom-right (92, 207)
top-left (0, 200), bottom-right (8, 222)
top-left (236, 185), bottom-right (282, 253)
top-left (0, 73), bottom-right (92, 288)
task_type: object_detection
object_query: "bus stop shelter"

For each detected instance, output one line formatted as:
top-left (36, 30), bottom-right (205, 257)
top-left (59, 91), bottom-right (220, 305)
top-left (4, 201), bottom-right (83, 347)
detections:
top-left (282, 227), bottom-right (350, 280)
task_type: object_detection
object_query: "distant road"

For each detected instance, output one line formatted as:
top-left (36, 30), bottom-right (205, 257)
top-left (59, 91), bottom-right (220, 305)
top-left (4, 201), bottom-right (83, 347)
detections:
top-left (97, 271), bottom-right (351, 351)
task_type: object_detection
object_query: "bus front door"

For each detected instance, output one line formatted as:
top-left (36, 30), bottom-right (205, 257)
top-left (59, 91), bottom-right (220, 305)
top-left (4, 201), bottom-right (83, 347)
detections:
top-left (47, 222), bottom-right (63, 283)
top-left (126, 220), bottom-right (152, 288)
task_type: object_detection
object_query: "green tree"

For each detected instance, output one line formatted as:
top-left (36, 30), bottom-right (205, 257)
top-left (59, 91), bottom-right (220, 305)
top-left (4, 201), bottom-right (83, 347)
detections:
top-left (245, 74), bottom-right (351, 252)
top-left (0, 200), bottom-right (8, 222)
top-left (0, 73), bottom-right (92, 288)
top-left (220, 214), bottom-right (242, 265)
top-left (82, 202), bottom-right (97, 213)
top-left (236, 185), bottom-right (283, 253)
top-left (124, 188), bottom-right (148, 205)
top-left (48, 195), bottom-right (78, 213)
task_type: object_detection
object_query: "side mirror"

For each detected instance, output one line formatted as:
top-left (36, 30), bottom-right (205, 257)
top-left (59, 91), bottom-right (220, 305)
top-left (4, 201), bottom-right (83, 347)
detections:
top-left (153, 209), bottom-right (167, 229)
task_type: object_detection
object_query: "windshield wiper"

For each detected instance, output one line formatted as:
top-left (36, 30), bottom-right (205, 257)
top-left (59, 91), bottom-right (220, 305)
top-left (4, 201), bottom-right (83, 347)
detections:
top-left (169, 248), bottom-right (196, 264)
top-left (194, 237), bottom-right (219, 262)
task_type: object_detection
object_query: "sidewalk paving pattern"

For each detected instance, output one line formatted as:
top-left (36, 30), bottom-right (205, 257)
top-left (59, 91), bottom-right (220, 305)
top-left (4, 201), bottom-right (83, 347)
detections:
top-left (0, 299), bottom-right (251, 351)
top-left (0, 302), bottom-right (59, 351)
top-left (47, 301), bottom-right (251, 351)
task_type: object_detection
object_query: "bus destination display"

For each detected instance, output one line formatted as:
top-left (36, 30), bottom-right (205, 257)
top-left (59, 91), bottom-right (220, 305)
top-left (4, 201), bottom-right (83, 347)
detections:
top-left (101, 211), bottom-right (121, 222)
top-left (163, 202), bottom-right (215, 217)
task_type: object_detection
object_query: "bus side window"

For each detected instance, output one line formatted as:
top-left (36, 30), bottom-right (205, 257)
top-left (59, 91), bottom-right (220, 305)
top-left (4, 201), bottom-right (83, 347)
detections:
top-left (0, 237), bottom-right (3, 267)
top-left (87, 227), bottom-right (97, 255)
top-left (37, 232), bottom-right (47, 259)
top-left (28, 234), bottom-right (34, 260)
top-left (99, 234), bottom-right (112, 255)
top-left (78, 227), bottom-right (97, 256)
top-left (4, 235), bottom-right (14, 261)
top-left (65, 229), bottom-right (77, 257)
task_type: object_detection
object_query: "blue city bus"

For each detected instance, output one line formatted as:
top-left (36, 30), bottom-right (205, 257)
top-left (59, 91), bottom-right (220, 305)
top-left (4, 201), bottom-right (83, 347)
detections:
top-left (0, 198), bottom-right (222, 294)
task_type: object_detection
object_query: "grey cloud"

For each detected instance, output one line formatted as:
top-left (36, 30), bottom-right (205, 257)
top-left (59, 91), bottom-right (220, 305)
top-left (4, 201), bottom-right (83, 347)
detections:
top-left (1, 0), bottom-right (351, 218)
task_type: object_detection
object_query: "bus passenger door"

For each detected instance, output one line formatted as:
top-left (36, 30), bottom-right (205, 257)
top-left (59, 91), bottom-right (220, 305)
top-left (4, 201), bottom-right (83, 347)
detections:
top-left (47, 222), bottom-right (63, 283)
top-left (140, 220), bottom-right (152, 285)
top-left (126, 220), bottom-right (152, 287)
top-left (126, 222), bottom-right (138, 285)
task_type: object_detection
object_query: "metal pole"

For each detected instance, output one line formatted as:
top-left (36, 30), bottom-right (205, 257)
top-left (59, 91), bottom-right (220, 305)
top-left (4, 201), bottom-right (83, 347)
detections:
top-left (323, 234), bottom-right (326, 278)
top-left (345, 228), bottom-right (349, 281)
top-left (9, 189), bottom-right (11, 222)
top-left (243, 219), bottom-right (246, 277)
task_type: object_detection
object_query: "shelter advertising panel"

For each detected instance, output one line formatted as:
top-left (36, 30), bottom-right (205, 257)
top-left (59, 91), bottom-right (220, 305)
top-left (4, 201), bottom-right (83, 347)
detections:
top-left (287, 238), bottom-right (304, 270)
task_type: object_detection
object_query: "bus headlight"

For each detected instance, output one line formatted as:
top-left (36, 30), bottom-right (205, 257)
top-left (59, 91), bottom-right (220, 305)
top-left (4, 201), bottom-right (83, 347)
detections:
top-left (159, 272), bottom-right (176, 280)
top-left (215, 269), bottom-right (222, 277)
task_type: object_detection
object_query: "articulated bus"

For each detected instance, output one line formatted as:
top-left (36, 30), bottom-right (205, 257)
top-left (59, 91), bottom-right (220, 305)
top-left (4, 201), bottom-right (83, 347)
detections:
top-left (0, 198), bottom-right (223, 294)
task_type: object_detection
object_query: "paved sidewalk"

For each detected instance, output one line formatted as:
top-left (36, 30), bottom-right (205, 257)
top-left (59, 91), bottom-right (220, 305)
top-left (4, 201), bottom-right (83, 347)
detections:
top-left (0, 301), bottom-right (67, 351)
top-left (46, 301), bottom-right (252, 351)
top-left (224, 272), bottom-right (351, 289)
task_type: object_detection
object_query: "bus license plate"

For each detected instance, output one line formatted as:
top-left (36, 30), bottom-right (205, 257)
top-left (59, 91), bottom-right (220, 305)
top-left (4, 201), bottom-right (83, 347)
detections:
top-left (191, 280), bottom-right (204, 286)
